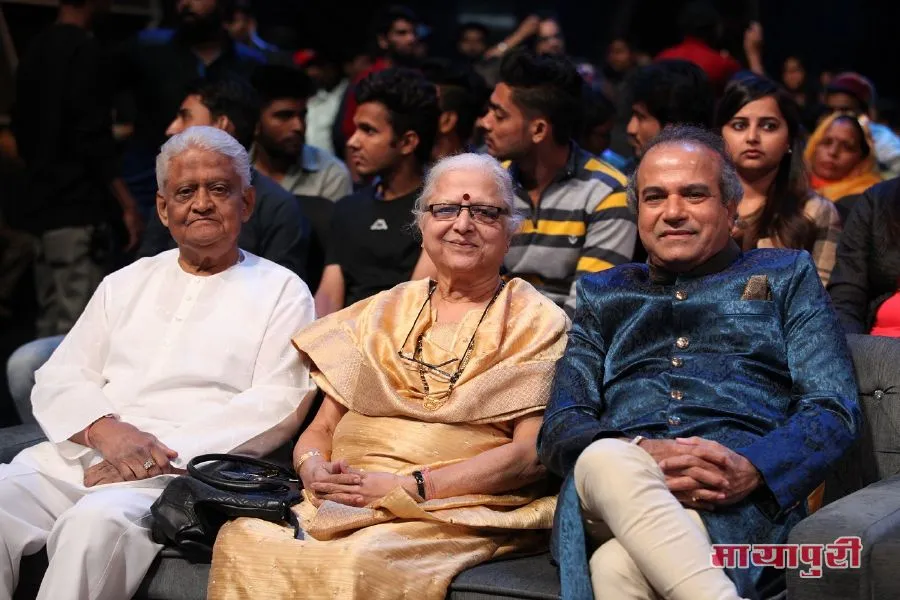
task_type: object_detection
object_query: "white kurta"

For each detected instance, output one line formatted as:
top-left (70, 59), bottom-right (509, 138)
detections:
top-left (0, 249), bottom-right (317, 600)
top-left (17, 248), bottom-right (317, 485)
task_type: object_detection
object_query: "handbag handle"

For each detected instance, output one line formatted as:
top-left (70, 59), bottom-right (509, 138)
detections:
top-left (187, 453), bottom-right (299, 493)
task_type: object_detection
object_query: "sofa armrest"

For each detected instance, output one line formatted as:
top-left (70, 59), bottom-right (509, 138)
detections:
top-left (786, 474), bottom-right (900, 600)
top-left (0, 424), bottom-right (47, 464)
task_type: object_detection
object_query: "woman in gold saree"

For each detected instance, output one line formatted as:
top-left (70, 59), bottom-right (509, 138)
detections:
top-left (208, 153), bottom-right (570, 599)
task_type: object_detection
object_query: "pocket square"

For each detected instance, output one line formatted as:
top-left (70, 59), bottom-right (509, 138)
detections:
top-left (741, 275), bottom-right (772, 301)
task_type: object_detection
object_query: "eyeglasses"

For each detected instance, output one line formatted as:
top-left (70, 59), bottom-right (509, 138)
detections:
top-left (427, 203), bottom-right (509, 224)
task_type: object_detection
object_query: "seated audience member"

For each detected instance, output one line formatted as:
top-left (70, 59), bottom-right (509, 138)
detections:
top-left (625, 59), bottom-right (714, 158)
top-left (140, 77), bottom-right (310, 279)
top-left (603, 37), bottom-right (641, 165)
top-left (828, 178), bottom-right (900, 336)
top-left (538, 125), bottom-right (860, 599)
top-left (421, 60), bottom-right (490, 159)
top-left (206, 153), bottom-right (569, 599)
top-left (456, 21), bottom-right (490, 63)
top-left (580, 85), bottom-right (630, 172)
top-left (250, 64), bottom-right (352, 201)
top-left (823, 72), bottom-right (900, 178)
top-left (114, 0), bottom-right (266, 218)
top-left (603, 37), bottom-right (638, 89)
top-left (533, 14), bottom-right (566, 57)
top-left (804, 112), bottom-right (882, 202)
top-left (655, 1), bottom-right (747, 92)
top-left (717, 74), bottom-right (841, 285)
top-left (0, 127), bottom-right (317, 600)
top-left (297, 48), bottom-right (350, 156)
top-left (780, 55), bottom-right (821, 131)
top-left (7, 79), bottom-right (315, 419)
top-left (334, 5), bottom-right (420, 156)
top-left (223, 0), bottom-right (282, 61)
top-left (314, 68), bottom-right (440, 317)
top-left (480, 50), bottom-right (635, 316)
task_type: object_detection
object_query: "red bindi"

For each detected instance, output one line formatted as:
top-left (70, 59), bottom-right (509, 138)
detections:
top-left (463, 193), bottom-right (470, 201)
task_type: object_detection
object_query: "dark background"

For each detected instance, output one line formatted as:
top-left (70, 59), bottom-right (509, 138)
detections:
top-left (0, 0), bottom-right (897, 117)
top-left (0, 0), bottom-right (896, 423)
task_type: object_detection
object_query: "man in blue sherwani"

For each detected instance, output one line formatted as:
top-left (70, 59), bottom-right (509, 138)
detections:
top-left (538, 125), bottom-right (860, 600)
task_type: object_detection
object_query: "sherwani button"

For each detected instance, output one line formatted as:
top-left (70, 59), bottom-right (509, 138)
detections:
top-left (667, 416), bottom-right (681, 426)
top-left (671, 357), bottom-right (684, 367)
top-left (670, 390), bottom-right (684, 401)
top-left (675, 290), bottom-right (688, 301)
top-left (675, 337), bottom-right (689, 349)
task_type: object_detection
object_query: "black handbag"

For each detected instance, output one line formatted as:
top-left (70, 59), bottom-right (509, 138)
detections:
top-left (150, 453), bottom-right (302, 560)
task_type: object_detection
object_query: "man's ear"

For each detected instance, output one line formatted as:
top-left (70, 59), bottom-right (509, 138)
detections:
top-left (438, 111), bottom-right (458, 136)
top-left (530, 118), bottom-right (550, 144)
top-left (726, 199), bottom-right (739, 224)
top-left (156, 192), bottom-right (169, 228)
top-left (398, 130), bottom-right (421, 157)
top-left (376, 34), bottom-right (388, 51)
top-left (216, 115), bottom-right (236, 137)
top-left (241, 186), bottom-right (256, 223)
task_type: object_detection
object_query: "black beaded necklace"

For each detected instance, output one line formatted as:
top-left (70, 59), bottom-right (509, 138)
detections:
top-left (398, 279), bottom-right (506, 407)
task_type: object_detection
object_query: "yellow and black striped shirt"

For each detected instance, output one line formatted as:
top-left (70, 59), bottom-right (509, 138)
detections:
top-left (503, 144), bottom-right (636, 315)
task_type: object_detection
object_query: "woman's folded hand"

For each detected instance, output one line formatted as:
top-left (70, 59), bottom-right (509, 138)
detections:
top-left (302, 459), bottom-right (361, 506)
top-left (309, 470), bottom-right (419, 507)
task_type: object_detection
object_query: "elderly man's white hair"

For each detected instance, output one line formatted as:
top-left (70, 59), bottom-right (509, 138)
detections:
top-left (156, 126), bottom-right (252, 192)
top-left (414, 153), bottom-right (524, 238)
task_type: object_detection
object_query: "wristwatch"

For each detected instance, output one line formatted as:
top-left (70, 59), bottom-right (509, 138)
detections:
top-left (412, 470), bottom-right (427, 499)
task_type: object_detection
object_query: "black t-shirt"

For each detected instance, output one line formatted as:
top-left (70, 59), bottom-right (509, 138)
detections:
top-left (326, 185), bottom-right (421, 306)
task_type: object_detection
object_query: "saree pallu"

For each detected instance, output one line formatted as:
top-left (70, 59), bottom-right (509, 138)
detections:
top-left (208, 278), bottom-right (570, 599)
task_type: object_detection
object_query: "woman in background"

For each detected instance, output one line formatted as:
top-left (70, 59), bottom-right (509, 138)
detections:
top-left (804, 112), bottom-right (881, 202)
top-left (717, 74), bottom-right (841, 285)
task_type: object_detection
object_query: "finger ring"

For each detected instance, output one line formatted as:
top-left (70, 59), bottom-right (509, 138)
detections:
top-left (143, 458), bottom-right (156, 471)
top-left (691, 495), bottom-right (699, 503)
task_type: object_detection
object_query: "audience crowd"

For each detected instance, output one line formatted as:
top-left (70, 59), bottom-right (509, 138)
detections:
top-left (0, 0), bottom-right (896, 599)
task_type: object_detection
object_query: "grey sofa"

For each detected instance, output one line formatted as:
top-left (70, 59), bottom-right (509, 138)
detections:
top-left (785, 333), bottom-right (900, 600)
top-left (4, 333), bottom-right (900, 599)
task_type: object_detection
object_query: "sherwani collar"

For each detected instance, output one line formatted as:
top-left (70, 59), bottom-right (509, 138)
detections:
top-left (648, 239), bottom-right (741, 285)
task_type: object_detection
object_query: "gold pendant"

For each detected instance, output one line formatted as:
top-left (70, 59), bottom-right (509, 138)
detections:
top-left (422, 394), bottom-right (448, 411)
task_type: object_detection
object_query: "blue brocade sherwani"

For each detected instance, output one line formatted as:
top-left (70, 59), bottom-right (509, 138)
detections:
top-left (537, 242), bottom-right (860, 600)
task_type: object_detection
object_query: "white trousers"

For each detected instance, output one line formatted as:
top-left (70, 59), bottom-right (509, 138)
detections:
top-left (575, 438), bottom-right (745, 600)
top-left (0, 462), bottom-right (163, 600)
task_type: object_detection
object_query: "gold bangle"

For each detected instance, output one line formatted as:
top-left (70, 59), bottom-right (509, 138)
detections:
top-left (294, 449), bottom-right (322, 473)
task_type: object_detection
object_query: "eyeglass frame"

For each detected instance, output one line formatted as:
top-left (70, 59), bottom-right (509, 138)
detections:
top-left (425, 203), bottom-right (510, 224)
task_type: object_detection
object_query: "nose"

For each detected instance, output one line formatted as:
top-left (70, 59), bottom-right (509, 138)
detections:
top-left (347, 130), bottom-right (361, 150)
top-left (165, 118), bottom-right (182, 138)
top-left (746, 123), bottom-right (760, 144)
top-left (452, 207), bottom-right (475, 231)
top-left (662, 195), bottom-right (689, 223)
top-left (192, 188), bottom-right (214, 212)
top-left (478, 114), bottom-right (492, 132)
top-left (291, 116), bottom-right (305, 134)
top-left (626, 115), bottom-right (639, 136)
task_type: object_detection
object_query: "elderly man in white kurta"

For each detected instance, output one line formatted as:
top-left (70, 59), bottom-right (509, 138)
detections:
top-left (0, 126), bottom-right (317, 600)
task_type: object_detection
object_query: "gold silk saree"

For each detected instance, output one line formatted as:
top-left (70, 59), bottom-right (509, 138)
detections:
top-left (207, 278), bottom-right (569, 599)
